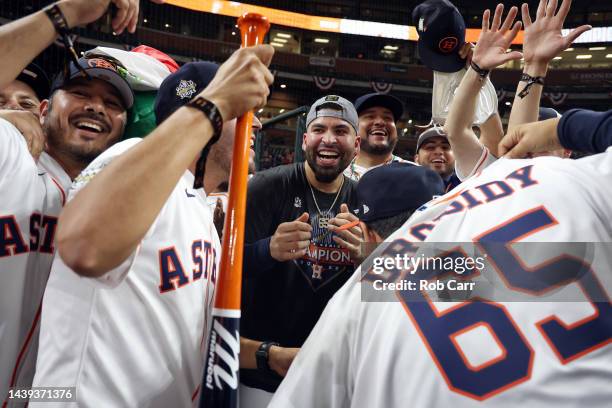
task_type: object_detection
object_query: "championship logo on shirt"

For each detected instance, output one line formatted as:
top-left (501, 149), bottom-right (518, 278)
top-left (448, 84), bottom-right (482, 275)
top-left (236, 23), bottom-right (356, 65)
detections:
top-left (295, 212), bottom-right (353, 290)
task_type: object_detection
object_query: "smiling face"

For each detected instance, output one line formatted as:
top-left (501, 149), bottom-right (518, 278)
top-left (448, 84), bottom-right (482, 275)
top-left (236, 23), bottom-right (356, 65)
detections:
top-left (0, 80), bottom-right (41, 116)
top-left (41, 78), bottom-right (127, 167)
top-left (414, 136), bottom-right (455, 179)
top-left (358, 106), bottom-right (397, 156)
top-left (303, 115), bottom-right (359, 183)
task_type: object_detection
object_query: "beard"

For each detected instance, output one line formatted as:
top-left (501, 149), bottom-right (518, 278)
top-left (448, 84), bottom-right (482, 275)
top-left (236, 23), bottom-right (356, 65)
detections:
top-left (360, 133), bottom-right (397, 156)
top-left (43, 116), bottom-right (107, 166)
top-left (304, 147), bottom-right (352, 183)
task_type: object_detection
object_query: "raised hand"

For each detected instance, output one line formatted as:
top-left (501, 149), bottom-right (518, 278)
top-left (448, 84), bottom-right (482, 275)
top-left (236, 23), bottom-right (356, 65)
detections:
top-left (61, 0), bottom-right (165, 34)
top-left (328, 203), bottom-right (364, 264)
top-left (472, 4), bottom-right (523, 70)
top-left (521, 0), bottom-right (591, 65)
top-left (200, 45), bottom-right (274, 122)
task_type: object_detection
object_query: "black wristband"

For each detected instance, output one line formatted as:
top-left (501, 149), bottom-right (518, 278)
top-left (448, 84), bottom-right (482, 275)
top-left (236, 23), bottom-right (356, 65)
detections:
top-left (256, 341), bottom-right (279, 373)
top-left (470, 60), bottom-right (490, 80)
top-left (518, 73), bottom-right (545, 99)
top-left (186, 96), bottom-right (224, 189)
top-left (44, 4), bottom-right (89, 79)
top-left (44, 4), bottom-right (70, 35)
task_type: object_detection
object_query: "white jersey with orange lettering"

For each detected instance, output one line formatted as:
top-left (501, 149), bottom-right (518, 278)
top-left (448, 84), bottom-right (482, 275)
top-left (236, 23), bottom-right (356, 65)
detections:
top-left (0, 119), bottom-right (69, 406)
top-left (271, 149), bottom-right (612, 408)
top-left (32, 138), bottom-right (220, 407)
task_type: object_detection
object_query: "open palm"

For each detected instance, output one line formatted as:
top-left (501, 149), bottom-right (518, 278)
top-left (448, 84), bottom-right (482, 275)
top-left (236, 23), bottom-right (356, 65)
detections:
top-left (522, 0), bottom-right (591, 64)
top-left (472, 4), bottom-right (523, 71)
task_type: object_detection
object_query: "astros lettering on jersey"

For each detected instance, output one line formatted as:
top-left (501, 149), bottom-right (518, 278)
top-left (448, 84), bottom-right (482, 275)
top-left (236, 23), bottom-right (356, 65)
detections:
top-left (32, 139), bottom-right (221, 407)
top-left (0, 119), bottom-right (70, 406)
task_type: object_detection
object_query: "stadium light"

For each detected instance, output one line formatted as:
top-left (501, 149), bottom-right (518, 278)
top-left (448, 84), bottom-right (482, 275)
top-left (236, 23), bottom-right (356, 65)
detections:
top-left (576, 54), bottom-right (592, 59)
top-left (273, 38), bottom-right (288, 43)
top-left (280, 84), bottom-right (287, 88)
top-left (271, 42), bottom-right (284, 47)
top-left (276, 33), bottom-right (291, 38)
top-left (589, 47), bottom-right (606, 51)
top-left (314, 38), bottom-right (330, 43)
top-left (384, 45), bottom-right (399, 50)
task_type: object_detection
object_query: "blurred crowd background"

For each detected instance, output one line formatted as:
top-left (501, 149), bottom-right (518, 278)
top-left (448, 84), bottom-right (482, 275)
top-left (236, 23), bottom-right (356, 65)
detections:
top-left (3, 0), bottom-right (610, 169)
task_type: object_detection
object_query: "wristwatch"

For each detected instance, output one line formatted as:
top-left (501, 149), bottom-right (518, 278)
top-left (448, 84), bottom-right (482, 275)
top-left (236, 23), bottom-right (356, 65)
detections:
top-left (256, 341), bottom-right (279, 373)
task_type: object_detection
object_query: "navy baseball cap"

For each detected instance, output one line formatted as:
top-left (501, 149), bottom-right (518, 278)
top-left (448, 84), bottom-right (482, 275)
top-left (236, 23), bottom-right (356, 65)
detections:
top-left (16, 63), bottom-right (50, 101)
top-left (416, 127), bottom-right (449, 152)
top-left (357, 162), bottom-right (444, 223)
top-left (413, 0), bottom-right (466, 73)
top-left (354, 93), bottom-right (404, 122)
top-left (51, 56), bottom-right (134, 109)
top-left (155, 61), bottom-right (219, 125)
top-left (538, 107), bottom-right (561, 121)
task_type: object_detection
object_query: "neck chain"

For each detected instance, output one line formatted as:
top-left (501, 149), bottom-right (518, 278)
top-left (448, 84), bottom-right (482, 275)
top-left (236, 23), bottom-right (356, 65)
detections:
top-left (307, 176), bottom-right (344, 229)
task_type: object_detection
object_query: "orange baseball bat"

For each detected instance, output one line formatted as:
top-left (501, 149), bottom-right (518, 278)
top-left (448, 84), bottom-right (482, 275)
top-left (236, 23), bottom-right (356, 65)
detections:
top-left (215, 13), bottom-right (269, 312)
top-left (199, 12), bottom-right (269, 408)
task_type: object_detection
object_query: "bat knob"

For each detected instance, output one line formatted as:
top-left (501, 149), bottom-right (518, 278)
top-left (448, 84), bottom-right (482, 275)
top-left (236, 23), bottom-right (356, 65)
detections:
top-left (237, 13), bottom-right (270, 45)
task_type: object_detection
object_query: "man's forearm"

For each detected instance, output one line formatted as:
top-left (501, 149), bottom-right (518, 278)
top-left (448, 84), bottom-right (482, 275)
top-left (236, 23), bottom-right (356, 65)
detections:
top-left (244, 237), bottom-right (277, 276)
top-left (507, 62), bottom-right (548, 131)
top-left (0, 8), bottom-right (57, 89)
top-left (559, 109), bottom-right (612, 153)
top-left (444, 68), bottom-right (490, 175)
top-left (240, 337), bottom-right (262, 369)
top-left (58, 107), bottom-right (214, 276)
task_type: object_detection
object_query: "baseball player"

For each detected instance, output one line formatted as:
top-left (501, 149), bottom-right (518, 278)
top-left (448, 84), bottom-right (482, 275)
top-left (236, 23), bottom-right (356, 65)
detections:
top-left (31, 45), bottom-right (274, 407)
top-left (445, 0), bottom-right (589, 181)
top-left (0, 51), bottom-right (133, 406)
top-left (0, 63), bottom-right (49, 117)
top-left (269, 98), bottom-right (612, 408)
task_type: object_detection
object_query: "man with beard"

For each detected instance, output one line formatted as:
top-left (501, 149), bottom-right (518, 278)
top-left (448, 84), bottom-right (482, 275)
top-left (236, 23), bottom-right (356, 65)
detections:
top-left (239, 95), bottom-right (363, 407)
top-left (0, 54), bottom-right (132, 405)
top-left (32, 52), bottom-right (273, 406)
top-left (414, 127), bottom-right (460, 191)
top-left (344, 93), bottom-right (414, 181)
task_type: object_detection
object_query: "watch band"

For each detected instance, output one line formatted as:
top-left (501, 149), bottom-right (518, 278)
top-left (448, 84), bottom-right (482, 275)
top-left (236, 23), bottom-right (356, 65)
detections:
top-left (185, 96), bottom-right (224, 189)
top-left (256, 341), bottom-right (279, 373)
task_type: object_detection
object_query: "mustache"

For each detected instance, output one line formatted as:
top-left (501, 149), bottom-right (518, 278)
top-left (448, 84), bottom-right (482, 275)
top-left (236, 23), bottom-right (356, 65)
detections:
top-left (69, 112), bottom-right (111, 132)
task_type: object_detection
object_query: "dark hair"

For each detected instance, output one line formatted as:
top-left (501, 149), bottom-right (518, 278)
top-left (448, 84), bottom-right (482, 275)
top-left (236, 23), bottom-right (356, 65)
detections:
top-left (366, 210), bottom-right (415, 240)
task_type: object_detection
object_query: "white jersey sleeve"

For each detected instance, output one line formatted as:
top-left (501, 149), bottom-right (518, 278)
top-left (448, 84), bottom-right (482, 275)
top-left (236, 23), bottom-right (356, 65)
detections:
top-left (67, 138), bottom-right (147, 287)
top-left (455, 144), bottom-right (497, 181)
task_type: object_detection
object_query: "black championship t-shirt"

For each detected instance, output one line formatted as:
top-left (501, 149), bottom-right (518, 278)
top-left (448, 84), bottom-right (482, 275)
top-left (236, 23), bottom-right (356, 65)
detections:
top-left (241, 162), bottom-right (358, 392)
